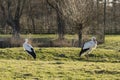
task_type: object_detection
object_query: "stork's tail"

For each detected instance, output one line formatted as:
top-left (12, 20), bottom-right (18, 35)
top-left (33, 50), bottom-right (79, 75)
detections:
top-left (79, 48), bottom-right (90, 57)
top-left (79, 49), bottom-right (83, 57)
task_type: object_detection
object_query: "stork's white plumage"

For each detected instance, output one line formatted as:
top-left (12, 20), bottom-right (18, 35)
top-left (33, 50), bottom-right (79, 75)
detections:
top-left (79, 37), bottom-right (97, 58)
top-left (23, 39), bottom-right (36, 59)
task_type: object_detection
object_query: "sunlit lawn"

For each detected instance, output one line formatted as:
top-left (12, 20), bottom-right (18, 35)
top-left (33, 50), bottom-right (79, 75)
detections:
top-left (0, 34), bottom-right (57, 39)
top-left (0, 34), bottom-right (120, 80)
top-left (0, 34), bottom-right (78, 39)
top-left (0, 34), bottom-right (119, 40)
top-left (0, 60), bottom-right (120, 80)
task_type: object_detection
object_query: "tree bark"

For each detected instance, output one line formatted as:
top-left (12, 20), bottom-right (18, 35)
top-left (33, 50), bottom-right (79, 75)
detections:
top-left (102, 0), bottom-right (106, 43)
top-left (0, 0), bottom-right (26, 38)
top-left (12, 20), bottom-right (20, 38)
top-left (46, 0), bottom-right (65, 40)
top-left (57, 11), bottom-right (65, 40)
top-left (112, 0), bottom-right (116, 33)
top-left (78, 23), bottom-right (83, 47)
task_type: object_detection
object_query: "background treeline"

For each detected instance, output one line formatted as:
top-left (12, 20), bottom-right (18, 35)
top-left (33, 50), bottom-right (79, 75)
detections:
top-left (0, 0), bottom-right (120, 47)
top-left (0, 0), bottom-right (120, 34)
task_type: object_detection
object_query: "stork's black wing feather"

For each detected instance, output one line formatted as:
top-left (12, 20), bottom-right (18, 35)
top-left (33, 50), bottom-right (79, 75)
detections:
top-left (79, 48), bottom-right (89, 57)
top-left (26, 50), bottom-right (36, 59)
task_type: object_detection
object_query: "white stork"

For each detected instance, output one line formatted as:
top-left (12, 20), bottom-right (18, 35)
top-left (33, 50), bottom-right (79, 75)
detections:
top-left (79, 37), bottom-right (97, 58)
top-left (23, 39), bottom-right (36, 59)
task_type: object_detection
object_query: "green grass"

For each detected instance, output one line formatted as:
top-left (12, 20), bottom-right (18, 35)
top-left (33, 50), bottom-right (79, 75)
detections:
top-left (99, 35), bottom-right (120, 51)
top-left (0, 35), bottom-right (120, 80)
top-left (0, 60), bottom-right (120, 80)
top-left (0, 34), bottom-right (58, 39)
top-left (0, 34), bottom-right (78, 40)
top-left (0, 47), bottom-right (120, 62)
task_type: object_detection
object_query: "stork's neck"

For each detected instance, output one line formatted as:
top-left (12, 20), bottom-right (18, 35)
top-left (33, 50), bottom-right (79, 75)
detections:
top-left (25, 41), bottom-right (28, 44)
top-left (92, 40), bottom-right (97, 43)
top-left (94, 40), bottom-right (97, 44)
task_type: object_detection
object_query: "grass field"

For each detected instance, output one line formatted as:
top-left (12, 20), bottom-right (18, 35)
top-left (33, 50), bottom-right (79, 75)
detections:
top-left (0, 60), bottom-right (120, 80)
top-left (0, 35), bottom-right (120, 80)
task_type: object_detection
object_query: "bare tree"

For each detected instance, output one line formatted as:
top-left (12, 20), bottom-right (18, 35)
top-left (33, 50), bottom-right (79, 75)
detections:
top-left (103, 0), bottom-right (106, 42)
top-left (92, 0), bottom-right (106, 43)
top-left (26, 0), bottom-right (36, 34)
top-left (52, 0), bottom-right (94, 47)
top-left (112, 0), bottom-right (117, 33)
top-left (46, 0), bottom-right (65, 40)
top-left (0, 0), bottom-right (27, 38)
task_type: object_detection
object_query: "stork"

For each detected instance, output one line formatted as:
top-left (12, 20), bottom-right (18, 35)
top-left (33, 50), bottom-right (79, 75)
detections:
top-left (79, 37), bottom-right (97, 58)
top-left (23, 39), bottom-right (36, 59)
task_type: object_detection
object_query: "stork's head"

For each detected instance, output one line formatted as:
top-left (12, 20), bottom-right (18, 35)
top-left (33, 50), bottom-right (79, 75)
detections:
top-left (25, 38), bottom-right (28, 43)
top-left (91, 37), bottom-right (96, 41)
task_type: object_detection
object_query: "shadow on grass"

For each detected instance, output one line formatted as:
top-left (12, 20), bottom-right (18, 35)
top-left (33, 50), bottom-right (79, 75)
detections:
top-left (71, 54), bottom-right (120, 63)
top-left (85, 69), bottom-right (120, 75)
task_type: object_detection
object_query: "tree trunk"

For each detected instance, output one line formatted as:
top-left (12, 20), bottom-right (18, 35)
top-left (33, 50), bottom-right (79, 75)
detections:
top-left (57, 11), bottom-right (65, 40)
top-left (12, 27), bottom-right (20, 38)
top-left (102, 0), bottom-right (106, 43)
top-left (96, 0), bottom-right (105, 44)
top-left (112, 0), bottom-right (116, 33)
top-left (78, 23), bottom-right (83, 47)
top-left (12, 20), bottom-right (20, 38)
top-left (46, 0), bottom-right (65, 40)
top-left (31, 17), bottom-right (36, 34)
